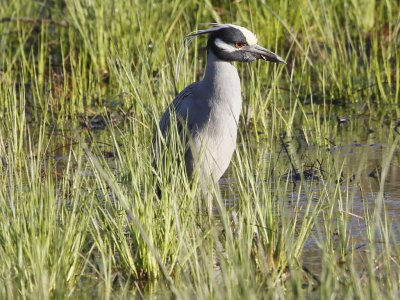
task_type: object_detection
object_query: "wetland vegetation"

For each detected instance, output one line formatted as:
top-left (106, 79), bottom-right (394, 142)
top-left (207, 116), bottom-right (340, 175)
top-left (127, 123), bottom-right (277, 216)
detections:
top-left (0, 0), bottom-right (399, 298)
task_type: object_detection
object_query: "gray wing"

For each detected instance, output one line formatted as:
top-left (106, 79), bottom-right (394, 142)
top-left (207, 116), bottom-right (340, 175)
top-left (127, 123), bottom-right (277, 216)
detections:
top-left (152, 83), bottom-right (197, 164)
top-left (158, 83), bottom-right (196, 137)
top-left (152, 83), bottom-right (199, 196)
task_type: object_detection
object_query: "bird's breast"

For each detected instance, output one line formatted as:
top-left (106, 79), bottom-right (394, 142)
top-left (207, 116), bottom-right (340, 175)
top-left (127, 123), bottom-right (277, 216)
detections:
top-left (191, 87), bottom-right (242, 182)
top-left (188, 58), bottom-right (243, 181)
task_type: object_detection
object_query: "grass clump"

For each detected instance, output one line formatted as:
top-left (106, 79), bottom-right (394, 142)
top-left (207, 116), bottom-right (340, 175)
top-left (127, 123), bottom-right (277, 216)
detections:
top-left (0, 0), bottom-right (399, 298)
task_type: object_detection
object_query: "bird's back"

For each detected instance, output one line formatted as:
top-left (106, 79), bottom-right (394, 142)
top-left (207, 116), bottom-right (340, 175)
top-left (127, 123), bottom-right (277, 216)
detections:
top-left (154, 82), bottom-right (206, 179)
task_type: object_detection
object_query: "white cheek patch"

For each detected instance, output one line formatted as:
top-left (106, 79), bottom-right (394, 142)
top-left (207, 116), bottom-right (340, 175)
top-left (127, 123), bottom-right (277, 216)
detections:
top-left (229, 24), bottom-right (258, 45)
top-left (214, 38), bottom-right (237, 52)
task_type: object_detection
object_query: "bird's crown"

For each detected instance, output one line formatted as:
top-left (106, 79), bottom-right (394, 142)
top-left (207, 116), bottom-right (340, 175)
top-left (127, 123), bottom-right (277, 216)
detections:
top-left (188, 23), bottom-right (258, 46)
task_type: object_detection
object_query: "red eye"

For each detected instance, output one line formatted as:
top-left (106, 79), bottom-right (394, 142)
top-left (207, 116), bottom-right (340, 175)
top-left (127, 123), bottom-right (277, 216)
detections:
top-left (234, 42), bottom-right (245, 48)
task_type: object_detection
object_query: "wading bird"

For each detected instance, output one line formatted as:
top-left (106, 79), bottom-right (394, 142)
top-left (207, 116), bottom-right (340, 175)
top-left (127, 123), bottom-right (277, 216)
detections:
top-left (153, 24), bottom-right (286, 194)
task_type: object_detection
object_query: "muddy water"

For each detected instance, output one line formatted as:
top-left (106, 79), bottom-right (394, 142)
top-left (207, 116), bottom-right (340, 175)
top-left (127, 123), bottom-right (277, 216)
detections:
top-left (220, 116), bottom-right (400, 274)
top-left (299, 141), bottom-right (400, 274)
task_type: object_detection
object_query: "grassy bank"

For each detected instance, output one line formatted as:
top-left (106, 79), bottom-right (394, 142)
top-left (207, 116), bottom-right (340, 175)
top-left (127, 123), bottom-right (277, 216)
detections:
top-left (0, 0), bottom-right (399, 298)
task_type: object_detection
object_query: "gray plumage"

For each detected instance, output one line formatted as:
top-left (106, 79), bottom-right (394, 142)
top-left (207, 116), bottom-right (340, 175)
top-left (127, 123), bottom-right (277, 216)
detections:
top-left (154, 24), bottom-right (286, 188)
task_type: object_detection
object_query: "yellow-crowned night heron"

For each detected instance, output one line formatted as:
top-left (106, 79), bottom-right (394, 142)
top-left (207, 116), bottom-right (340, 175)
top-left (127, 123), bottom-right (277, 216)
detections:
top-left (154, 24), bottom-right (286, 192)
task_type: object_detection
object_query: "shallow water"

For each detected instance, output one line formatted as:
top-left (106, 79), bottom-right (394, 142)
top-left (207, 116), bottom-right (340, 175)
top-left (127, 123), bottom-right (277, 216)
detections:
top-left (222, 127), bottom-right (400, 275)
top-left (300, 142), bottom-right (400, 274)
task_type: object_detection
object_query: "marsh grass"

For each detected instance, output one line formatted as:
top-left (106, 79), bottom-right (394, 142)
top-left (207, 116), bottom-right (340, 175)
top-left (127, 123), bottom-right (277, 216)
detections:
top-left (0, 0), bottom-right (399, 298)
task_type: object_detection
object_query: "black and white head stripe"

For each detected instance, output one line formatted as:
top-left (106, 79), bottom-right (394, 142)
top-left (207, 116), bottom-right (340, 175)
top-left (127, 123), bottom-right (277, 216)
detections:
top-left (187, 23), bottom-right (258, 46)
top-left (214, 38), bottom-right (235, 52)
top-left (185, 23), bottom-right (286, 64)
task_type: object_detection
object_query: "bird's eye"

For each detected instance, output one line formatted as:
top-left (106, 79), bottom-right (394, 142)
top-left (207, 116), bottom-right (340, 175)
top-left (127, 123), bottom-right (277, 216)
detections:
top-left (234, 42), bottom-right (245, 49)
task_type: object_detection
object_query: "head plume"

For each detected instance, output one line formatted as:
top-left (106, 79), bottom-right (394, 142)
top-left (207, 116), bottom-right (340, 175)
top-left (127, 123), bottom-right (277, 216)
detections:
top-left (186, 23), bottom-right (258, 45)
top-left (187, 23), bottom-right (231, 37)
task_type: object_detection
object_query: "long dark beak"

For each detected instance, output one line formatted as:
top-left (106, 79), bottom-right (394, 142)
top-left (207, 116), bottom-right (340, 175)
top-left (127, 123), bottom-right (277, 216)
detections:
top-left (246, 44), bottom-right (286, 64)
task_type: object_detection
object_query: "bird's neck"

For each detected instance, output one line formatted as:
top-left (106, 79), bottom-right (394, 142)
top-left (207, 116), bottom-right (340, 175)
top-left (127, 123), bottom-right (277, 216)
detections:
top-left (203, 51), bottom-right (241, 93)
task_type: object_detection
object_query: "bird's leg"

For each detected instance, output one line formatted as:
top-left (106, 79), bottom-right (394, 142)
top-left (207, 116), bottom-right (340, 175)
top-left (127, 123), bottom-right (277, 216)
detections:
top-left (206, 190), bottom-right (214, 219)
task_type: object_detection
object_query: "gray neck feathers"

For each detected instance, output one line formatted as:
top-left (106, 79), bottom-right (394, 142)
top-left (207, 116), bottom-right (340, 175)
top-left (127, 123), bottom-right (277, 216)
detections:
top-left (204, 51), bottom-right (241, 91)
top-left (201, 50), bottom-right (243, 123)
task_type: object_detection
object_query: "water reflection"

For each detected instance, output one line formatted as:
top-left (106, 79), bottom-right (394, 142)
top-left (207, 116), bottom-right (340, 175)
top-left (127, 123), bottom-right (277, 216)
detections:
top-left (221, 130), bottom-right (400, 275)
top-left (307, 143), bottom-right (397, 273)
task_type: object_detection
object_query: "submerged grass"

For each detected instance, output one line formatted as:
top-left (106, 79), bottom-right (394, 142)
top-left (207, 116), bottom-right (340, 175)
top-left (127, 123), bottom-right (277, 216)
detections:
top-left (0, 0), bottom-right (399, 298)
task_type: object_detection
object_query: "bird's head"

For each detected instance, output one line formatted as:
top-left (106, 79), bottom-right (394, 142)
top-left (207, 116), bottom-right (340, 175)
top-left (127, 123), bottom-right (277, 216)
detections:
top-left (188, 23), bottom-right (286, 64)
